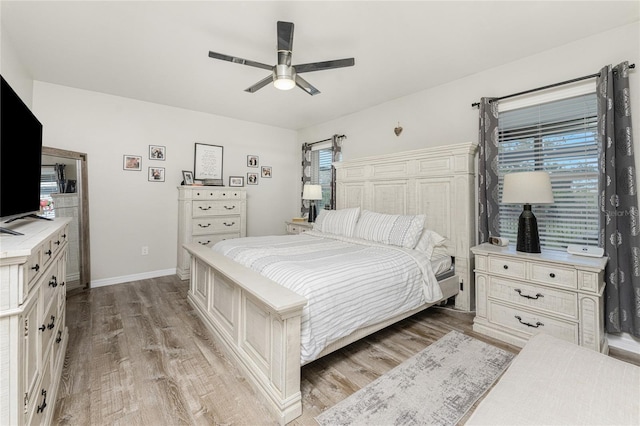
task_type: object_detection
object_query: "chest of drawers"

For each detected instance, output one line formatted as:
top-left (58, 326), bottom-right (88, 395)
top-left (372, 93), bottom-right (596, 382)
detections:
top-left (471, 243), bottom-right (608, 353)
top-left (177, 187), bottom-right (246, 279)
top-left (1, 218), bottom-right (71, 425)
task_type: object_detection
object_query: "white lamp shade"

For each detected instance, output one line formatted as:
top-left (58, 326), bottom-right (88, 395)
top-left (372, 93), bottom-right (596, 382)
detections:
top-left (302, 184), bottom-right (323, 200)
top-left (502, 171), bottom-right (554, 204)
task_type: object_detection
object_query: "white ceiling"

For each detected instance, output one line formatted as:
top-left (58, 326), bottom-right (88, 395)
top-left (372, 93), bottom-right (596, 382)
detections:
top-left (2, 1), bottom-right (638, 130)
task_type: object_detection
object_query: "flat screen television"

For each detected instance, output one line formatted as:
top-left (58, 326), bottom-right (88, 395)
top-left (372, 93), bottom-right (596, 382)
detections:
top-left (1, 75), bottom-right (44, 234)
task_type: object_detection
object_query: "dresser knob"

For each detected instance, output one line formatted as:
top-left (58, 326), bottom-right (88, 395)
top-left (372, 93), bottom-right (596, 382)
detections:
top-left (549, 273), bottom-right (556, 278)
top-left (503, 265), bottom-right (509, 270)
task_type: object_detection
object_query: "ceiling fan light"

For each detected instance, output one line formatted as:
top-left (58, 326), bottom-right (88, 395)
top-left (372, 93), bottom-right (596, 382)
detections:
top-left (274, 77), bottom-right (295, 90)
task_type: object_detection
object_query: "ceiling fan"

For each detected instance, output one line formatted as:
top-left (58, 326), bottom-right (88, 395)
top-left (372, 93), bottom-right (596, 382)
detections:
top-left (208, 21), bottom-right (355, 96)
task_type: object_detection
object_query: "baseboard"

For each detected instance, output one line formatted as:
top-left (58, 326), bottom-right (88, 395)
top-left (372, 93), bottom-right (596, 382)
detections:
top-left (90, 268), bottom-right (177, 288)
top-left (607, 332), bottom-right (640, 355)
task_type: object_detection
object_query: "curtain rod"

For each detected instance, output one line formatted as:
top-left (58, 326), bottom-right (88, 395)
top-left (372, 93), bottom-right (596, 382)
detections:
top-left (471, 63), bottom-right (635, 108)
top-left (305, 134), bottom-right (346, 146)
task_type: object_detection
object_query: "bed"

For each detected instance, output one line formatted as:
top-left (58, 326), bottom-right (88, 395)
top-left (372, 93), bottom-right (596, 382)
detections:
top-left (183, 141), bottom-right (477, 424)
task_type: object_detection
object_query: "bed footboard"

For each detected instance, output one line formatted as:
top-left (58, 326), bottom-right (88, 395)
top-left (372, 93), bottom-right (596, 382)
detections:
top-left (183, 242), bottom-right (307, 425)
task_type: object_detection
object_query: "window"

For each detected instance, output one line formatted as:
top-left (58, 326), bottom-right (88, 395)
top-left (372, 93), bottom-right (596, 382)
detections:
top-left (497, 91), bottom-right (599, 251)
top-left (308, 144), bottom-right (333, 210)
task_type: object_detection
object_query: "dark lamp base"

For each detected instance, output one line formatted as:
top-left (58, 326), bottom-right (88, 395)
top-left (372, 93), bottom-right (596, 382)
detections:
top-left (516, 204), bottom-right (541, 253)
top-left (308, 203), bottom-right (317, 223)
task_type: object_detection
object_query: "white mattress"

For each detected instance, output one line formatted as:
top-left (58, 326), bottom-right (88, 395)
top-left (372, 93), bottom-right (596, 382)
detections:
top-left (213, 232), bottom-right (443, 363)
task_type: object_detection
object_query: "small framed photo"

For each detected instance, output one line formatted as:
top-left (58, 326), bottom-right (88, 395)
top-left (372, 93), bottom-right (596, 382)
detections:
top-left (182, 170), bottom-right (194, 185)
top-left (229, 176), bottom-right (244, 187)
top-left (261, 166), bottom-right (272, 178)
top-left (247, 172), bottom-right (258, 185)
top-left (247, 155), bottom-right (259, 168)
top-left (149, 145), bottom-right (166, 160)
top-left (123, 155), bottom-right (142, 171)
top-left (148, 167), bottom-right (165, 182)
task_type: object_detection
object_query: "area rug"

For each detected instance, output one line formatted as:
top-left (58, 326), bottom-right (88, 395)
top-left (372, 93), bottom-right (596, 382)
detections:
top-left (315, 330), bottom-right (514, 426)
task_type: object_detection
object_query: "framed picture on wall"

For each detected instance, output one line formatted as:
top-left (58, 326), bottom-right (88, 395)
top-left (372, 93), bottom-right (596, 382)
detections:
top-left (261, 166), bottom-right (272, 178)
top-left (123, 155), bottom-right (142, 171)
top-left (247, 155), bottom-right (259, 168)
top-left (229, 176), bottom-right (244, 187)
top-left (149, 145), bottom-right (166, 160)
top-left (194, 143), bottom-right (223, 185)
top-left (148, 167), bottom-right (165, 182)
top-left (247, 172), bottom-right (258, 185)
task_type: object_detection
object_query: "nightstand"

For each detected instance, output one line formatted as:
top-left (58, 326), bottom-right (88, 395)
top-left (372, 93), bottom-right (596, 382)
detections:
top-left (471, 243), bottom-right (608, 353)
top-left (285, 221), bottom-right (314, 235)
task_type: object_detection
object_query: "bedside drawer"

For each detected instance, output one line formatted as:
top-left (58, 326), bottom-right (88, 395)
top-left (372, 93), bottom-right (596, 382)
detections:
top-left (193, 200), bottom-right (243, 217)
top-left (530, 262), bottom-right (577, 290)
top-left (488, 276), bottom-right (577, 320)
top-left (488, 300), bottom-right (578, 345)
top-left (488, 256), bottom-right (526, 279)
top-left (192, 217), bottom-right (241, 235)
top-left (193, 233), bottom-right (239, 247)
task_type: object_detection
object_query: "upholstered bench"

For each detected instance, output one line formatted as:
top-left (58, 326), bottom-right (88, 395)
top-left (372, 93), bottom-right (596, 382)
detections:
top-left (466, 333), bottom-right (640, 425)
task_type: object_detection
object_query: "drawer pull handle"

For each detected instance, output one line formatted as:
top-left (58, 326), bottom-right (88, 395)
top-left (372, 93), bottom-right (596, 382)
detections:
top-left (62, 233), bottom-right (67, 239)
top-left (31, 264), bottom-right (40, 272)
top-left (223, 222), bottom-right (235, 227)
top-left (198, 223), bottom-right (211, 228)
top-left (47, 315), bottom-right (56, 330)
top-left (36, 390), bottom-right (47, 413)
top-left (198, 206), bottom-right (212, 211)
top-left (49, 276), bottom-right (58, 287)
top-left (549, 272), bottom-right (556, 278)
top-left (54, 240), bottom-right (61, 246)
top-left (56, 330), bottom-right (62, 344)
top-left (198, 240), bottom-right (211, 245)
top-left (515, 315), bottom-right (544, 328)
top-left (45, 249), bottom-right (52, 257)
top-left (503, 265), bottom-right (509, 270)
top-left (514, 289), bottom-right (544, 300)
top-left (39, 324), bottom-right (46, 332)
top-left (224, 205), bottom-right (235, 210)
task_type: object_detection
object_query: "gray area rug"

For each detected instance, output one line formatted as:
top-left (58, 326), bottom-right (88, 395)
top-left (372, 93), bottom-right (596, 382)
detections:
top-left (315, 330), bottom-right (514, 426)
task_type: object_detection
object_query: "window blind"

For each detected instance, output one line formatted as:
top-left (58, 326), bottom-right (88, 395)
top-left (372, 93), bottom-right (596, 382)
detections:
top-left (498, 93), bottom-right (599, 251)
top-left (40, 165), bottom-right (58, 218)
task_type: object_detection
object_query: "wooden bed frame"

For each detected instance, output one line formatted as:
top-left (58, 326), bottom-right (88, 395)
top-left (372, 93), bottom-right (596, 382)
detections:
top-left (183, 141), bottom-right (477, 424)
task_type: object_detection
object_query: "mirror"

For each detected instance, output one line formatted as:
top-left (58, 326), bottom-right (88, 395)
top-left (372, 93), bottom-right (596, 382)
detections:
top-left (42, 146), bottom-right (91, 291)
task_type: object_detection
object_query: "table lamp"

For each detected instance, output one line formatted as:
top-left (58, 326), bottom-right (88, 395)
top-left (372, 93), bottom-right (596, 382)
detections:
top-left (303, 184), bottom-right (323, 223)
top-left (502, 171), bottom-right (554, 253)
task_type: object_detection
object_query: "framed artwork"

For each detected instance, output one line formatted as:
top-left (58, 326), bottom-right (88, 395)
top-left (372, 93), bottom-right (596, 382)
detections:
top-left (182, 170), bottom-right (194, 185)
top-left (194, 143), bottom-right (223, 184)
top-left (247, 172), bottom-right (258, 185)
top-left (123, 155), bottom-right (142, 171)
top-left (149, 145), bottom-right (166, 160)
top-left (247, 155), bottom-right (259, 168)
top-left (229, 176), bottom-right (244, 187)
top-left (148, 167), bottom-right (165, 182)
top-left (261, 166), bottom-right (272, 178)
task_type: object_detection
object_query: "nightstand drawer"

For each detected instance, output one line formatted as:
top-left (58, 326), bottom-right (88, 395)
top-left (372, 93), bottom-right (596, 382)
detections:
top-left (530, 262), bottom-right (577, 289)
top-left (488, 256), bottom-right (526, 279)
top-left (488, 300), bottom-right (578, 344)
top-left (192, 217), bottom-right (241, 234)
top-left (488, 276), bottom-right (577, 320)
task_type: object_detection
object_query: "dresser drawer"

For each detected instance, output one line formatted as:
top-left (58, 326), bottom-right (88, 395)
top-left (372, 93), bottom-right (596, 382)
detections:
top-left (192, 233), bottom-right (239, 247)
top-left (193, 200), bottom-right (243, 217)
top-left (192, 217), bottom-right (241, 235)
top-left (529, 261), bottom-right (577, 289)
top-left (488, 300), bottom-right (578, 345)
top-left (488, 256), bottom-right (526, 279)
top-left (192, 189), bottom-right (245, 200)
top-left (488, 276), bottom-right (577, 320)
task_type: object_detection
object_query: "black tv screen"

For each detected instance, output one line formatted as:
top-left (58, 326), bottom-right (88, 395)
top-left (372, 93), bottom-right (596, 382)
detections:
top-left (0, 75), bottom-right (43, 222)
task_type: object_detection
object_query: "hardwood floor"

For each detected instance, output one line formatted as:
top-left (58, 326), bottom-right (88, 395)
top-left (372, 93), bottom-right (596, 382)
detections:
top-left (53, 275), bottom-right (639, 425)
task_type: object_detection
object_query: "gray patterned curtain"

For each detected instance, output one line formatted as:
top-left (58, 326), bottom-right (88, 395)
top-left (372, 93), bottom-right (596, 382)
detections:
top-left (301, 143), bottom-right (312, 216)
top-left (597, 62), bottom-right (640, 337)
top-left (478, 97), bottom-right (500, 244)
top-left (330, 134), bottom-right (344, 210)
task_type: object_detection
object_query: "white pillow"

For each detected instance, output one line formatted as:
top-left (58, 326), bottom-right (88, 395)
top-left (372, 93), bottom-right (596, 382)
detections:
top-left (313, 207), bottom-right (360, 237)
top-left (353, 210), bottom-right (426, 248)
top-left (415, 229), bottom-right (447, 258)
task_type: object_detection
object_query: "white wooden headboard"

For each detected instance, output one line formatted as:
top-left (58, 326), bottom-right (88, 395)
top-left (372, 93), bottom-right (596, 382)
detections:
top-left (334, 141), bottom-right (478, 311)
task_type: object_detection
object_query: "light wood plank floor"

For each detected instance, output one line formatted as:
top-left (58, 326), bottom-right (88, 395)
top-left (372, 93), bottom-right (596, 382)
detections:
top-left (54, 275), bottom-right (639, 425)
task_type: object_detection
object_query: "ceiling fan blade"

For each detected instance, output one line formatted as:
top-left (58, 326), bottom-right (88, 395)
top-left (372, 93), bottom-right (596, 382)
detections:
top-left (294, 58), bottom-right (355, 74)
top-left (208, 51), bottom-right (273, 71)
top-left (277, 21), bottom-right (294, 52)
top-left (295, 75), bottom-right (320, 96)
top-left (244, 74), bottom-right (274, 93)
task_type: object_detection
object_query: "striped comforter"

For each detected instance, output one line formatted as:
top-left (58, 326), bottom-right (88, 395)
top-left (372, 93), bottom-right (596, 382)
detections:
top-left (212, 230), bottom-right (443, 363)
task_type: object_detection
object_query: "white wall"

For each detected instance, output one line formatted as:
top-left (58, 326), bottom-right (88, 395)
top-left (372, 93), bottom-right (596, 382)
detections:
top-left (1, 27), bottom-right (34, 107)
top-left (32, 82), bottom-right (299, 284)
top-left (298, 22), bottom-right (640, 176)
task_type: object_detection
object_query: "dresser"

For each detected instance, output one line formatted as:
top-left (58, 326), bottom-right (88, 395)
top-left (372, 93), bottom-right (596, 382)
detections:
top-left (177, 186), bottom-right (246, 280)
top-left (285, 221), bottom-right (314, 235)
top-left (471, 243), bottom-right (608, 353)
top-left (0, 218), bottom-right (71, 425)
